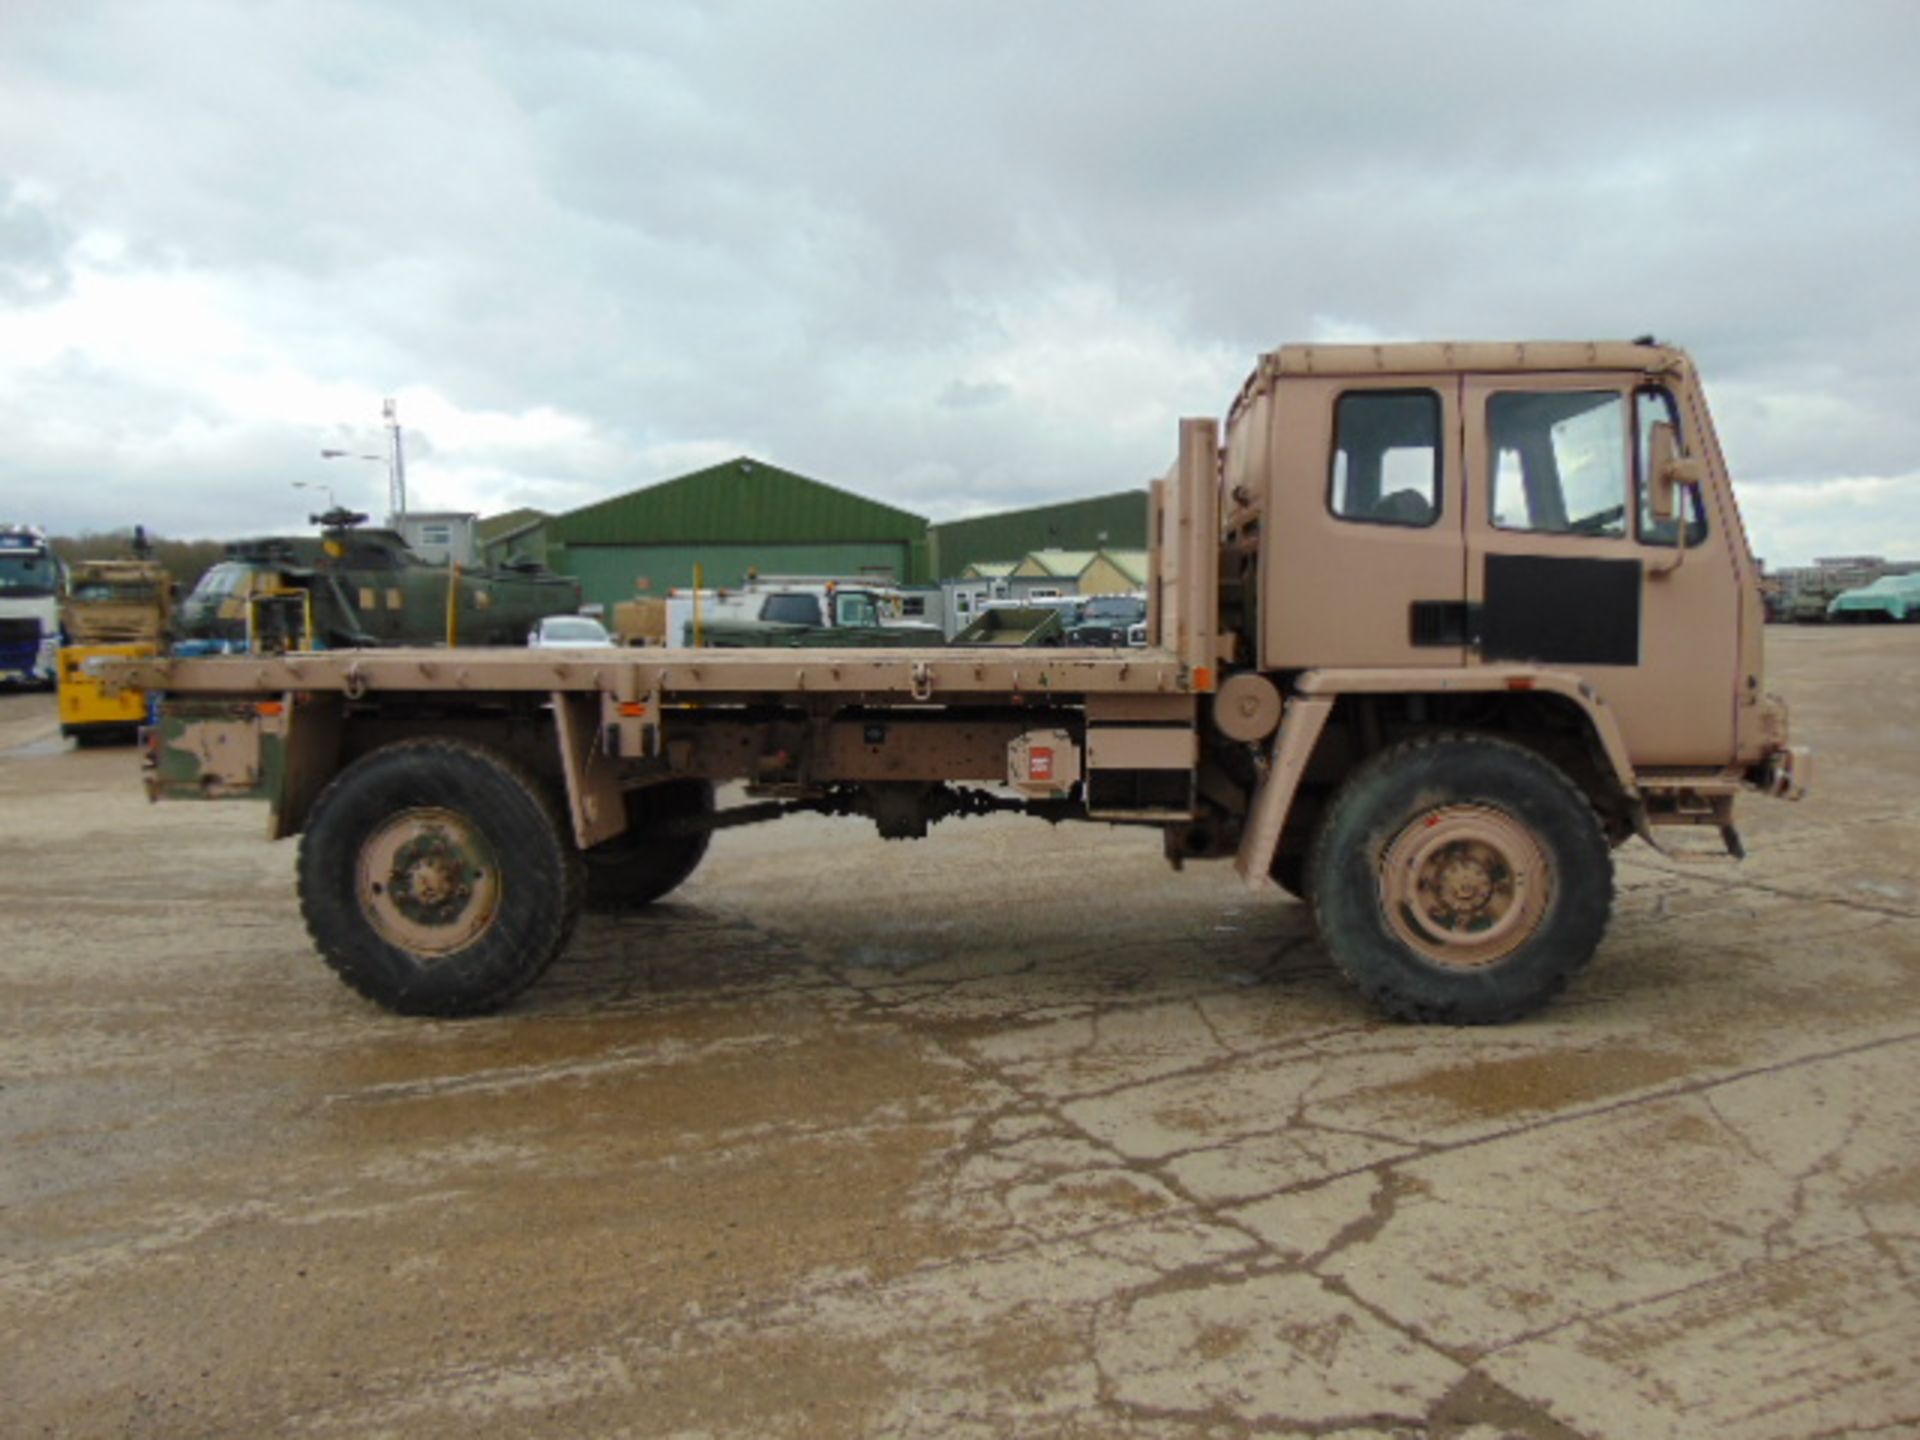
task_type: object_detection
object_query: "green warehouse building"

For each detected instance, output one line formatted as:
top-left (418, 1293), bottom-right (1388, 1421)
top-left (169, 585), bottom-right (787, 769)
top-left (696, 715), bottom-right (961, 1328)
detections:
top-left (928, 490), bottom-right (1149, 580)
top-left (485, 460), bottom-right (1150, 614)
top-left (544, 457), bottom-right (932, 611)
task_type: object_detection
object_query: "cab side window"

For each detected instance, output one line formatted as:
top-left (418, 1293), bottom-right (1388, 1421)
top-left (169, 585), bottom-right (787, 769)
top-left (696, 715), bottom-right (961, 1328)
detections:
top-left (1635, 386), bottom-right (1709, 547)
top-left (1329, 390), bottom-right (1441, 528)
top-left (1487, 390), bottom-right (1628, 537)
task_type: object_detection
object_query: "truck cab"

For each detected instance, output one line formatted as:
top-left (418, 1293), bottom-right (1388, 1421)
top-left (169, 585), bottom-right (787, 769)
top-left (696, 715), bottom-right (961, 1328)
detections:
top-left (1223, 342), bottom-right (1765, 769)
top-left (0, 524), bottom-right (63, 688)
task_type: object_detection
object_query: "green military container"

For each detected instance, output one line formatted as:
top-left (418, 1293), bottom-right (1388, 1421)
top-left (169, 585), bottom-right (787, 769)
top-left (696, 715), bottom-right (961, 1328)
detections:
top-left (949, 605), bottom-right (1068, 646)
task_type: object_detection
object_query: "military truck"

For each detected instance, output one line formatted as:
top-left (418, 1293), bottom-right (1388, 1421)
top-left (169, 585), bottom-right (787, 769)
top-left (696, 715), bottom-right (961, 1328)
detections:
top-left (110, 340), bottom-right (1806, 1025)
top-left (58, 549), bottom-right (177, 744)
top-left (174, 508), bottom-right (581, 652)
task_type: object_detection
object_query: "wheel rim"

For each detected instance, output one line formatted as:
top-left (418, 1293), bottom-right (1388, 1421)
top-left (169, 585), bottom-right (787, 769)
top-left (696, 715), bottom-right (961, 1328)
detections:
top-left (355, 807), bottom-right (502, 959)
top-left (1378, 804), bottom-right (1551, 969)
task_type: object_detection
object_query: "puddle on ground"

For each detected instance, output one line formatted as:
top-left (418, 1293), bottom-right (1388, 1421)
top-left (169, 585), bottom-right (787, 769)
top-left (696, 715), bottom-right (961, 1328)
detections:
top-left (1, 735), bottom-right (68, 760)
top-left (1358, 1047), bottom-right (1698, 1122)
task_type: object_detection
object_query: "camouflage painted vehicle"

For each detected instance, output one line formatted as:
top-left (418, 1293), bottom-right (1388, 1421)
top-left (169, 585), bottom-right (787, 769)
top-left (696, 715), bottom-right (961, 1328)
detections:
top-left (1827, 573), bottom-right (1920, 622)
top-left (175, 509), bottom-right (581, 652)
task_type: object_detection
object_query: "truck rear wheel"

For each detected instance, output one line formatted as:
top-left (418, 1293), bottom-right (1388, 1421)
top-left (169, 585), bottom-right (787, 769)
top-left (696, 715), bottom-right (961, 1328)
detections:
top-left (298, 740), bottom-right (583, 1016)
top-left (583, 779), bottom-right (715, 911)
top-left (1308, 734), bottom-right (1612, 1024)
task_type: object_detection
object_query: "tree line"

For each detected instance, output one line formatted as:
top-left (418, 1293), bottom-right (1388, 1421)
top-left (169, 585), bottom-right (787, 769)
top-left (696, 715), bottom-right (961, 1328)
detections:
top-left (50, 530), bottom-right (226, 593)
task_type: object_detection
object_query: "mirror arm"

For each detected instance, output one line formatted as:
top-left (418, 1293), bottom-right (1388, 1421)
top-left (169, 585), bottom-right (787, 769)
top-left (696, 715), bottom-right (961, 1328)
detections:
top-left (1650, 482), bottom-right (1693, 578)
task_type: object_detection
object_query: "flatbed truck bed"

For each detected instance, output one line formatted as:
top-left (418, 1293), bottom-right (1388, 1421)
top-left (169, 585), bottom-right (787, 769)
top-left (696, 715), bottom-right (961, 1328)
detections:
top-left (113, 643), bottom-right (1198, 703)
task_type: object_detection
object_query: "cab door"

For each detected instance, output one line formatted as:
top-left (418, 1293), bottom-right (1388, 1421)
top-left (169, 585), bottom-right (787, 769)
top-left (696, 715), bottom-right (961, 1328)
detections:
top-left (1262, 376), bottom-right (1468, 668)
top-left (1462, 373), bottom-right (1737, 764)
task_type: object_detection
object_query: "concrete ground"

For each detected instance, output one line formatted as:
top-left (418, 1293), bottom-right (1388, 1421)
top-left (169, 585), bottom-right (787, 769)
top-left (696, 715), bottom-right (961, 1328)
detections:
top-left (2, 627), bottom-right (1917, 1439)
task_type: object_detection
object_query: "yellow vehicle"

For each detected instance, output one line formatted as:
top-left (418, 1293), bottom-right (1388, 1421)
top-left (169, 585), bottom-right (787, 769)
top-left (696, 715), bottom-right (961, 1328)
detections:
top-left (58, 556), bottom-right (176, 745)
top-left (58, 641), bottom-right (156, 743)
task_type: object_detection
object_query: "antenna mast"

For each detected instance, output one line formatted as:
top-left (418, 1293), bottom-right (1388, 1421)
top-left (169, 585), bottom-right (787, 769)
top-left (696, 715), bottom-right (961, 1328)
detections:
top-left (383, 398), bottom-right (408, 522)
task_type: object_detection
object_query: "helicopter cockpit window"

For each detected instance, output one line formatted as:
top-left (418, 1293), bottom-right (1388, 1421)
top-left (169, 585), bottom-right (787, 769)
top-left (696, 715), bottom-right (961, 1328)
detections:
top-left (191, 564), bottom-right (248, 599)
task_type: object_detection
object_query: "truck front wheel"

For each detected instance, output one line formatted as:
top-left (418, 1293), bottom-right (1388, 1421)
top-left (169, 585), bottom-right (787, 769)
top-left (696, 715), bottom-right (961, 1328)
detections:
top-left (298, 740), bottom-right (584, 1016)
top-left (583, 779), bottom-right (715, 911)
top-left (1308, 735), bottom-right (1612, 1024)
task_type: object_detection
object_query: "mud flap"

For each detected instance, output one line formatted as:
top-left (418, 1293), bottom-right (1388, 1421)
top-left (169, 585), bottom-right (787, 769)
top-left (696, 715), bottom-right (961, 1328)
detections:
top-left (1233, 695), bottom-right (1334, 890)
top-left (551, 691), bottom-right (629, 849)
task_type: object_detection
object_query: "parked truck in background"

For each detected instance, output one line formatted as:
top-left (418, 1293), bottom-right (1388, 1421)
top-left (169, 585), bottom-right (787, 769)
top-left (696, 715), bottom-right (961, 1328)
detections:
top-left (1066, 594), bottom-right (1149, 647)
top-left (681, 578), bottom-right (945, 648)
top-left (58, 547), bottom-right (178, 744)
top-left (0, 524), bottom-right (63, 689)
top-left (111, 340), bottom-right (1807, 1025)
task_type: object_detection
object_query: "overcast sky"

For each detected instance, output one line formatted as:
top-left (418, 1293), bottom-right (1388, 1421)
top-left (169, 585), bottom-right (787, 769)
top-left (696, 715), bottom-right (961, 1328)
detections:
top-left (2, 1), bottom-right (1916, 566)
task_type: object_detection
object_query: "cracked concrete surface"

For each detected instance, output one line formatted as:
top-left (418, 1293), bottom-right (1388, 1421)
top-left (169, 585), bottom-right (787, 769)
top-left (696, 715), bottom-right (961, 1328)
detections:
top-left (3, 627), bottom-right (1918, 1438)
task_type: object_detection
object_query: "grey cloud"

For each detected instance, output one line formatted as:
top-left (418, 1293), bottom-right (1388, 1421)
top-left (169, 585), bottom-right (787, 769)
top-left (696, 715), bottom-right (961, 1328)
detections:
top-left (938, 379), bottom-right (1012, 411)
top-left (0, 1), bottom-right (1915, 564)
top-left (0, 183), bottom-right (74, 304)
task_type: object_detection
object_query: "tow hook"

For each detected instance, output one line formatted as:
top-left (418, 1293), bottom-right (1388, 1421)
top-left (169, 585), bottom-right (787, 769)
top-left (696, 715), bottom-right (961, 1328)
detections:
top-left (1761, 744), bottom-right (1812, 801)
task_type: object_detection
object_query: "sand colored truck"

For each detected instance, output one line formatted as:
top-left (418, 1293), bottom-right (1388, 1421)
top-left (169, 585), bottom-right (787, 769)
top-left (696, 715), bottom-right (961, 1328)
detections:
top-left (114, 340), bottom-right (1808, 1023)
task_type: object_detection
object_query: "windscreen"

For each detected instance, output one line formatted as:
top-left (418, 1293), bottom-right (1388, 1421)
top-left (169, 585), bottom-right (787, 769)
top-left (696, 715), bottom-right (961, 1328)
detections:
top-left (0, 550), bottom-right (56, 596)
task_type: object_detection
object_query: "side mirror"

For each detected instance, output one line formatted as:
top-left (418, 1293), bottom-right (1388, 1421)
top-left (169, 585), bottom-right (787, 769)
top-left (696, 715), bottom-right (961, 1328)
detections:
top-left (1647, 422), bottom-right (1704, 524)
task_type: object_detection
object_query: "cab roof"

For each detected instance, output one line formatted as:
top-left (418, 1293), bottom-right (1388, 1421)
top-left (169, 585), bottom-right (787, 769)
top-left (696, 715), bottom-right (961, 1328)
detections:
top-left (1259, 339), bottom-right (1686, 377)
top-left (1229, 339), bottom-right (1691, 425)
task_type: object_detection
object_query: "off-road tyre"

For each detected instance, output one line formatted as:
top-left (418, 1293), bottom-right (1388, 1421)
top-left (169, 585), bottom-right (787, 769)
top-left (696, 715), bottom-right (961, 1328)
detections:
top-left (1308, 733), bottom-right (1612, 1025)
top-left (583, 779), bottom-right (715, 912)
top-left (298, 739), bottom-right (584, 1016)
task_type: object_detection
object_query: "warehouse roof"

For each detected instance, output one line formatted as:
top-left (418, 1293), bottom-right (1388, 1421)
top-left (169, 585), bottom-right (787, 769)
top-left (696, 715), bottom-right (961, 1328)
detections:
top-left (548, 456), bottom-right (927, 546)
top-left (476, 508), bottom-right (549, 544)
top-left (1014, 549), bottom-right (1099, 578)
top-left (929, 489), bottom-right (1149, 579)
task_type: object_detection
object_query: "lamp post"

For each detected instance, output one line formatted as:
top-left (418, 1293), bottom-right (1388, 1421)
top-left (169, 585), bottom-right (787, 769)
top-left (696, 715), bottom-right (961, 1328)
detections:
top-left (320, 396), bottom-right (406, 523)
